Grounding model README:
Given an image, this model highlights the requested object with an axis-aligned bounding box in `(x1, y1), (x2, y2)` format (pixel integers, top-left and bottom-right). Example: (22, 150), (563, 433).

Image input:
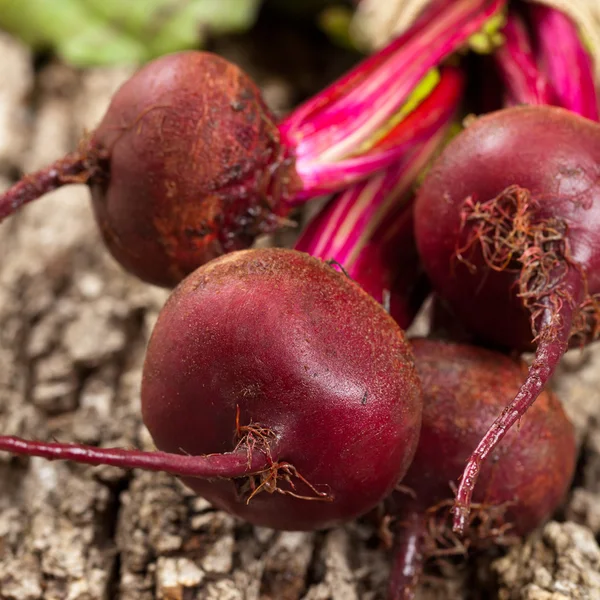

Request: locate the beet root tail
(0, 151), (98, 222)
(452, 299), (576, 534)
(0, 423), (334, 503)
(0, 435), (275, 479)
(387, 512), (425, 600)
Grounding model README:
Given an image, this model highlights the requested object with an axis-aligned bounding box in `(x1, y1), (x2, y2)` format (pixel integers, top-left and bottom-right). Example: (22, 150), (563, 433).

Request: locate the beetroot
(413, 104), (600, 532)
(4, 52), (296, 287)
(0, 248), (422, 531)
(88, 52), (293, 287)
(387, 338), (576, 599)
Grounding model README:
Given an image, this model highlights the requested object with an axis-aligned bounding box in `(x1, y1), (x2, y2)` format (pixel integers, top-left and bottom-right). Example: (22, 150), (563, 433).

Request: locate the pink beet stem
(289, 64), (464, 201)
(494, 11), (554, 107)
(281, 0), (504, 194)
(295, 126), (449, 272)
(452, 276), (579, 534)
(0, 152), (93, 222)
(0, 436), (277, 479)
(529, 3), (599, 121)
(387, 511), (425, 600)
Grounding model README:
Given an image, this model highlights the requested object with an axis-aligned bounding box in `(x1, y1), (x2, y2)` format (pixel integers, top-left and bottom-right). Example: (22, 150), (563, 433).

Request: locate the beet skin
(90, 52), (299, 286)
(415, 105), (600, 352)
(387, 338), (575, 599)
(141, 248), (423, 530)
(407, 339), (575, 535)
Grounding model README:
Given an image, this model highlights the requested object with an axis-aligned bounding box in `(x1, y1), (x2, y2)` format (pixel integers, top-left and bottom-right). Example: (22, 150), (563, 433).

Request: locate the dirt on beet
(1, 9), (600, 600)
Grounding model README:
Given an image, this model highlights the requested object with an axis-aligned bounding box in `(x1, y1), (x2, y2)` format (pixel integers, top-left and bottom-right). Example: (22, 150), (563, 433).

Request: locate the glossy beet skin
(387, 339), (575, 600)
(415, 106), (600, 352)
(413, 105), (600, 532)
(141, 248), (422, 530)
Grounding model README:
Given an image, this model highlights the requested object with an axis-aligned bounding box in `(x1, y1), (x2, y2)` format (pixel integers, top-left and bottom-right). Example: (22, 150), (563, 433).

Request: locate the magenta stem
(281, 0), (504, 196)
(0, 436), (277, 479)
(452, 277), (579, 533)
(287, 63), (464, 202)
(388, 511), (425, 600)
(0, 152), (92, 222)
(529, 3), (599, 121)
(294, 127), (449, 270)
(494, 11), (554, 107)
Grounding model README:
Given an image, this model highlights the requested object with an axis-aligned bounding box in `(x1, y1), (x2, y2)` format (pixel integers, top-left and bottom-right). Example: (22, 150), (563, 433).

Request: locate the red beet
(413, 105), (600, 532)
(0, 248), (422, 531)
(387, 338), (576, 599)
(89, 53), (299, 286)
(0, 48), (435, 288)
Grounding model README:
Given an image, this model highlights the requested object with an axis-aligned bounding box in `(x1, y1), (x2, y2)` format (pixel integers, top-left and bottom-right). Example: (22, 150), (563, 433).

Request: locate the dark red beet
(387, 338), (576, 599)
(1, 52), (299, 287)
(414, 105), (600, 532)
(0, 248), (422, 531)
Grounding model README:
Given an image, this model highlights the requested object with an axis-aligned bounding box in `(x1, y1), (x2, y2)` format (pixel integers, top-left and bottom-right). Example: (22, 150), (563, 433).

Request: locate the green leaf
(0, 0), (262, 66)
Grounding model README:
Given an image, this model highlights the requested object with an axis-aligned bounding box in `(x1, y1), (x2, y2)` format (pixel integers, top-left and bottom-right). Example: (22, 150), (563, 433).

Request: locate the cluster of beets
(1, 0), (599, 597)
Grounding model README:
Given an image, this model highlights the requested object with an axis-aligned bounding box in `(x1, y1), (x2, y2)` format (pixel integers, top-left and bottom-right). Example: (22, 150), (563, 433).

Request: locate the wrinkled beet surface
(405, 338), (575, 535)
(415, 105), (600, 351)
(141, 248), (422, 530)
(90, 51), (299, 287)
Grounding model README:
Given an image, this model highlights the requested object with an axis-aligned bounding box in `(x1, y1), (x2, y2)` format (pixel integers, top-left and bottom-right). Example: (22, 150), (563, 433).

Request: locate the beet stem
(452, 292), (577, 534)
(0, 151), (90, 222)
(387, 511), (425, 600)
(494, 11), (554, 107)
(0, 435), (277, 479)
